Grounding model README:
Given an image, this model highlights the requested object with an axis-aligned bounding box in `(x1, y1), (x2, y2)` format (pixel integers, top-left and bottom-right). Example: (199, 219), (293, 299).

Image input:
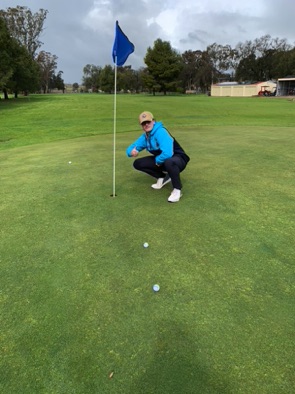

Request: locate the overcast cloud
(1, 0), (295, 83)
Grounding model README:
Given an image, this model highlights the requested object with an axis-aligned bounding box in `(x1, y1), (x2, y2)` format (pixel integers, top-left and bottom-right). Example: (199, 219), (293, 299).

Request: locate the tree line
(0, 6), (64, 99)
(82, 36), (295, 95)
(1, 5), (295, 99)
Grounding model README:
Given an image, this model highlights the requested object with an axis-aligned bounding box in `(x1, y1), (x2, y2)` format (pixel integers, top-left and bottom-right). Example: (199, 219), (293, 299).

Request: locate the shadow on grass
(130, 320), (231, 394)
(0, 95), (57, 110)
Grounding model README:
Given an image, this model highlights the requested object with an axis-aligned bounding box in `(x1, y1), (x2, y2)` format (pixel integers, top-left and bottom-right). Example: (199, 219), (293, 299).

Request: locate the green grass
(1, 93), (295, 150)
(0, 94), (295, 393)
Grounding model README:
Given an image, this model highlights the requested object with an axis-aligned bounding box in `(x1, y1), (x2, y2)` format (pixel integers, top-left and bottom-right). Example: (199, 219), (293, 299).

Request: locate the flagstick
(111, 21), (134, 197)
(112, 59), (117, 197)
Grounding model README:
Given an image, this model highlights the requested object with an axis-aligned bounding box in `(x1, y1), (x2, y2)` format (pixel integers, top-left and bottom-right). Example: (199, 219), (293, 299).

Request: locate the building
(211, 81), (277, 97)
(276, 76), (295, 96)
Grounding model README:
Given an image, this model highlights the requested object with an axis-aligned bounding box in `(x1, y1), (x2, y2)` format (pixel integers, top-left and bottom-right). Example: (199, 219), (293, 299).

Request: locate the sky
(1, 0), (295, 84)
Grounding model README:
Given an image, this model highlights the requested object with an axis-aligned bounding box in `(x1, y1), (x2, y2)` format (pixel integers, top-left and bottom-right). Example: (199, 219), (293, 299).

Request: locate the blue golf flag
(112, 21), (134, 66)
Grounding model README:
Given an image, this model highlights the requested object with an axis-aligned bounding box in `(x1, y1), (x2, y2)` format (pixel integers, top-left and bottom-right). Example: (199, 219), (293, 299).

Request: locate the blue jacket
(126, 122), (174, 165)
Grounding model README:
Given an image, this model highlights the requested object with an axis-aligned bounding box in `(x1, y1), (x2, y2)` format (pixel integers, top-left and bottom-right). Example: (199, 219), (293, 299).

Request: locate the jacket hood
(147, 121), (162, 137)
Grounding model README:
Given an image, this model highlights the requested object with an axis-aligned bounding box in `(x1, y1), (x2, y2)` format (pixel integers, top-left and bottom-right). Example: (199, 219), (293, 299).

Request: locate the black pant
(133, 155), (188, 190)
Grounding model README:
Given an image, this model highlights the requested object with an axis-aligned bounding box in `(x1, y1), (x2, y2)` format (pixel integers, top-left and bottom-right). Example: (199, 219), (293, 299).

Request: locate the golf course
(1, 93), (294, 393)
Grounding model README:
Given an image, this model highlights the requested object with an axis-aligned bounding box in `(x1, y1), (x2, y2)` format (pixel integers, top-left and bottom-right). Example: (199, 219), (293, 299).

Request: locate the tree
(253, 35), (291, 58)
(0, 17), (39, 99)
(0, 17), (14, 97)
(207, 43), (237, 74)
(100, 65), (114, 93)
(234, 35), (293, 82)
(50, 70), (65, 92)
(248, 36), (291, 81)
(0, 6), (48, 58)
(82, 64), (101, 91)
(235, 53), (258, 82)
(82, 63), (144, 93)
(272, 48), (295, 78)
(181, 50), (202, 90)
(194, 51), (214, 92)
(256, 49), (277, 80)
(134, 68), (146, 93)
(36, 51), (58, 93)
(144, 39), (183, 95)
(0, 5), (62, 98)
(72, 82), (79, 92)
(8, 45), (40, 98)
(117, 66), (138, 92)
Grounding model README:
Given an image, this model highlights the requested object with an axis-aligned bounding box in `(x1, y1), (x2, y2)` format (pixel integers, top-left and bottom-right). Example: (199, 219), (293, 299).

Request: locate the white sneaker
(168, 188), (182, 203)
(151, 174), (171, 189)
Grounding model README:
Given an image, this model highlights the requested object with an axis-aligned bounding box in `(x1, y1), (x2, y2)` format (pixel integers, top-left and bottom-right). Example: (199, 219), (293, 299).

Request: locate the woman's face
(141, 120), (154, 133)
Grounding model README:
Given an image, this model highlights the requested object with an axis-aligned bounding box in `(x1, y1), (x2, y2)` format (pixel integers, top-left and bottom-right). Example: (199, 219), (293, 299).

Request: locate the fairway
(0, 94), (295, 393)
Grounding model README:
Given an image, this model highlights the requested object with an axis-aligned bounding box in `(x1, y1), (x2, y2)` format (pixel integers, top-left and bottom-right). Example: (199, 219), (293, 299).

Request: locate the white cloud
(84, 0), (113, 30)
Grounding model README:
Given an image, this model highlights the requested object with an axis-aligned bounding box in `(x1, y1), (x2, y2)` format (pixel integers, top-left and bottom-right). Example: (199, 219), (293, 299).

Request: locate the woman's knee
(164, 156), (186, 172)
(133, 158), (142, 170)
(163, 157), (174, 170)
(133, 157), (150, 170)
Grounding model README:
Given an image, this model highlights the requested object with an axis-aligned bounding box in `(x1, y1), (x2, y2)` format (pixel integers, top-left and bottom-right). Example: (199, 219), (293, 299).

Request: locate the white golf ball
(143, 242), (149, 248)
(68, 161), (72, 164)
(153, 284), (160, 292)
